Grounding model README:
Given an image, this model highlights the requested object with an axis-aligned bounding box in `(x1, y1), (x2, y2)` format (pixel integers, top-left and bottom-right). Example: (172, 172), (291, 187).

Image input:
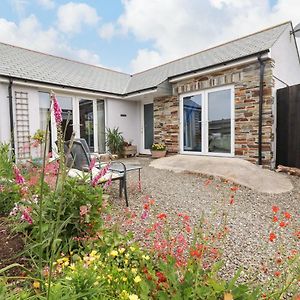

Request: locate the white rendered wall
(0, 82), (10, 143)
(106, 99), (140, 151)
(271, 24), (300, 89)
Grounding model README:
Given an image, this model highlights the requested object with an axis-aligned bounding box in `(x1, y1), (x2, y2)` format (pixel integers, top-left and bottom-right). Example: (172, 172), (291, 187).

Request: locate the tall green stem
(38, 113), (50, 282)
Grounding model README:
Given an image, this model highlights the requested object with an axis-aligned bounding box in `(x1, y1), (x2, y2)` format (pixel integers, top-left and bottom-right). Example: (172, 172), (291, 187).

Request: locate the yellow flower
(120, 290), (129, 298)
(107, 274), (113, 281)
(142, 255), (150, 260)
(110, 250), (118, 257)
(125, 253), (130, 258)
(93, 281), (99, 286)
(131, 268), (137, 274)
(90, 250), (97, 257)
(134, 275), (141, 283)
(64, 261), (69, 267)
(129, 294), (139, 300)
(122, 277), (127, 282)
(119, 247), (126, 254)
(69, 264), (76, 271)
(124, 259), (128, 265)
(33, 281), (40, 289)
(130, 246), (136, 252)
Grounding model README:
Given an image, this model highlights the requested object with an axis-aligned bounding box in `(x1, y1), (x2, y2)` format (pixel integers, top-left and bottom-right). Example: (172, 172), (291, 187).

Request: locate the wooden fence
(276, 84), (300, 168)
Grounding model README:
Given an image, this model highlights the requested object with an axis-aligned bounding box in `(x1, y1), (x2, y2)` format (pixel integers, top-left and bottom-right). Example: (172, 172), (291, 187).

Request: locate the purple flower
(91, 164), (110, 187)
(13, 165), (25, 184)
(51, 94), (62, 124)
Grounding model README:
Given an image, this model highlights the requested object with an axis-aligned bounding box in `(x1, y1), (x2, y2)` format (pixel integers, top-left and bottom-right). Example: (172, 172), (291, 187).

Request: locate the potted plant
(106, 127), (124, 157)
(151, 143), (167, 158)
(123, 140), (137, 158)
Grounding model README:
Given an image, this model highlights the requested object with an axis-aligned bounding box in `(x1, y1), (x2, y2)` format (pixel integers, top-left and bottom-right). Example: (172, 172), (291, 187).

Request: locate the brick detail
(155, 60), (274, 167)
(15, 91), (31, 160)
(153, 96), (179, 153)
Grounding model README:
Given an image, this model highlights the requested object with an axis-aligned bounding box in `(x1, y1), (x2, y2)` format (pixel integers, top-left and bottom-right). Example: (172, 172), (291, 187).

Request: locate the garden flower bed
(0, 93), (299, 299)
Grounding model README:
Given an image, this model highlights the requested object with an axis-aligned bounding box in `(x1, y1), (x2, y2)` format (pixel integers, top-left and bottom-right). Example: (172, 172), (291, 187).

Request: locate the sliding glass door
(183, 95), (202, 152)
(181, 86), (233, 156)
(208, 89), (231, 154)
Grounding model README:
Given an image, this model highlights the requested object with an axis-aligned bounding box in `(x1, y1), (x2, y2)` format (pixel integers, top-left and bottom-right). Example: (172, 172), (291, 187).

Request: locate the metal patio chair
(66, 140), (129, 206)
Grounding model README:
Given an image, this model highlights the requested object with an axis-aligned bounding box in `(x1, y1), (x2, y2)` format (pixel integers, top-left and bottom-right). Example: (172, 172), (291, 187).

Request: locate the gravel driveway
(108, 157), (300, 284)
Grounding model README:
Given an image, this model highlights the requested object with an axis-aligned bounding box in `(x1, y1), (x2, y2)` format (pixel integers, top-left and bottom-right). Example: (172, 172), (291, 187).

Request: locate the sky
(0, 0), (299, 74)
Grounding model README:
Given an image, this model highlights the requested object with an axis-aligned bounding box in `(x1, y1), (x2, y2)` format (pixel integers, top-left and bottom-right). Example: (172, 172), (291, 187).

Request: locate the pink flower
(51, 94), (62, 124)
(21, 208), (33, 225)
(103, 175), (112, 190)
(89, 158), (97, 171)
(91, 164), (110, 187)
(141, 210), (148, 220)
(13, 165), (25, 184)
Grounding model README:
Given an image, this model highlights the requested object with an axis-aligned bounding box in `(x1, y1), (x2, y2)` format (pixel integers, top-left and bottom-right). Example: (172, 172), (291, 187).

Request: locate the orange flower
(272, 206), (280, 213)
(269, 232), (276, 242)
(144, 203), (150, 210)
(274, 271), (281, 277)
(283, 212), (291, 219)
(272, 216), (278, 222)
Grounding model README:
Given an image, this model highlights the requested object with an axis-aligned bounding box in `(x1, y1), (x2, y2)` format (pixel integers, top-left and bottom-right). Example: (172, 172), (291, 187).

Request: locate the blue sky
(0, 0), (299, 73)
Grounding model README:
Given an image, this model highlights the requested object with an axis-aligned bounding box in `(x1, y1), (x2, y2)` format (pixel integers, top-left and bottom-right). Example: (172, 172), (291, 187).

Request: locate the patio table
(109, 164), (142, 191)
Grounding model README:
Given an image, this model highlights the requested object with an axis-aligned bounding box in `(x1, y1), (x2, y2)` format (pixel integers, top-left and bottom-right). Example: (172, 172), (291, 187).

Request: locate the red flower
(144, 203), (150, 210)
(283, 212), (291, 219)
(13, 165), (25, 185)
(272, 216), (278, 222)
(157, 213), (167, 220)
(269, 232), (276, 242)
(156, 271), (167, 283)
(185, 224), (191, 233)
(279, 221), (287, 228)
(230, 186), (238, 192)
(272, 206), (279, 213)
(295, 231), (300, 239)
(274, 271), (281, 277)
(229, 196), (234, 205)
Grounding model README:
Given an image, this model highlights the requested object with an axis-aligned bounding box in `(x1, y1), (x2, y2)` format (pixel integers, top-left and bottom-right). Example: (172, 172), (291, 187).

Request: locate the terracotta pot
(151, 150), (167, 158)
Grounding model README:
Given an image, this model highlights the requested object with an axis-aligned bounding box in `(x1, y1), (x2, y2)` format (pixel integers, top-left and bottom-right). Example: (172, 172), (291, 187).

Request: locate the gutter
(8, 78), (15, 160)
(257, 55), (266, 166)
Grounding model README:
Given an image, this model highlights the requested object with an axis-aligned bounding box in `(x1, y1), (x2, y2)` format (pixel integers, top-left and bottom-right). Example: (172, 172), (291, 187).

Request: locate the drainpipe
(8, 78), (15, 160)
(257, 56), (265, 166)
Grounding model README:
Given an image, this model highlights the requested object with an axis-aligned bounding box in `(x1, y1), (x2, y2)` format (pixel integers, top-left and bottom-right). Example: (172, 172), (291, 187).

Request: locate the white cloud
(0, 15), (101, 65)
(36, 0), (55, 9)
(98, 22), (116, 40)
(10, 0), (29, 16)
(57, 2), (100, 34)
(116, 0), (300, 72)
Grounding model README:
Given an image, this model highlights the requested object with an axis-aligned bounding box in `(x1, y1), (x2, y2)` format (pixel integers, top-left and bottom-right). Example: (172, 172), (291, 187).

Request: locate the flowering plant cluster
(151, 143), (166, 151)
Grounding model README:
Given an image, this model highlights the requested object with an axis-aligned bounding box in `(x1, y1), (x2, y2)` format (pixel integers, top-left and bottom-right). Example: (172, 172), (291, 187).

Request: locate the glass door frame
(179, 85), (235, 157)
(77, 98), (107, 153)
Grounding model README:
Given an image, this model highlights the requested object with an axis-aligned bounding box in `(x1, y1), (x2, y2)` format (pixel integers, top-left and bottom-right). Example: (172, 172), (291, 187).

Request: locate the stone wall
(153, 60), (274, 167)
(153, 96), (179, 153)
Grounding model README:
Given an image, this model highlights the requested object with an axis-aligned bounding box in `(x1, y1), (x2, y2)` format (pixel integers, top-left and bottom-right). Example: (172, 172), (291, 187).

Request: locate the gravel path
(107, 157), (300, 284)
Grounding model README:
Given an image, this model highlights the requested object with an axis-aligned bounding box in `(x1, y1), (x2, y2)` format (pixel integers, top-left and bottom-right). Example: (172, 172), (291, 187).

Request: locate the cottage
(0, 21), (299, 168)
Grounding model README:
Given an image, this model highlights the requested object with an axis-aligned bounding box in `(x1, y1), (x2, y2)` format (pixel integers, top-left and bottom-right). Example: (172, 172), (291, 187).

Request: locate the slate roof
(0, 22), (290, 95)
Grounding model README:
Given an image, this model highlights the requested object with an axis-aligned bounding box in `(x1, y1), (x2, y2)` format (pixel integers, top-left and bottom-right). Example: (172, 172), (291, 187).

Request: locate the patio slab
(150, 155), (293, 193)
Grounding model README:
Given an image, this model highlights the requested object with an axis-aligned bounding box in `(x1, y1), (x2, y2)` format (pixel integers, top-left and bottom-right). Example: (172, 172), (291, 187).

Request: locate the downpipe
(8, 78), (15, 160)
(257, 56), (265, 166)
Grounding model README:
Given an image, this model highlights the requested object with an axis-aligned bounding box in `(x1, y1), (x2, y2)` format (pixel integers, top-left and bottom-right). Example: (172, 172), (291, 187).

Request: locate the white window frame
(179, 85), (235, 157)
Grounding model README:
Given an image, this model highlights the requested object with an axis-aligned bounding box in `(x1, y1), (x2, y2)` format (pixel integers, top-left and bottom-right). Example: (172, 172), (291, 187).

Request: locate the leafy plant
(0, 143), (14, 180)
(106, 127), (124, 155)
